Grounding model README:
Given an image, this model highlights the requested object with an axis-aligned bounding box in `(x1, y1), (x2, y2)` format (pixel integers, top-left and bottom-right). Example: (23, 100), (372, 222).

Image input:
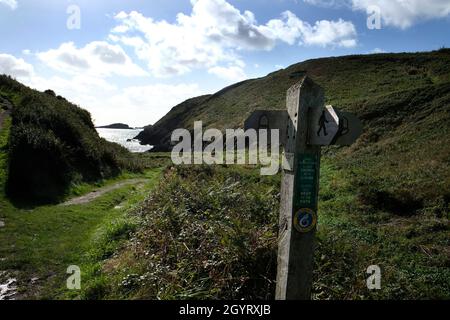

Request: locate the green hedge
(0, 75), (136, 203)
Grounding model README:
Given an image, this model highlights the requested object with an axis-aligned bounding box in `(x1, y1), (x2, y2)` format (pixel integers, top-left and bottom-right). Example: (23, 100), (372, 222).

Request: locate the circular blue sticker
(293, 208), (317, 233)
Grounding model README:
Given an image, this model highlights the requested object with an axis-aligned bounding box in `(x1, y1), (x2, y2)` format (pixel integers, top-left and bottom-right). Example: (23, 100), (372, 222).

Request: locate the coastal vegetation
(0, 49), (449, 299)
(0, 75), (145, 203)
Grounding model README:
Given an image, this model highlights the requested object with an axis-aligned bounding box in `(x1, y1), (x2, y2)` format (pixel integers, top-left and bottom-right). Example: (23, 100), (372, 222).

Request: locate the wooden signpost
(245, 76), (362, 300)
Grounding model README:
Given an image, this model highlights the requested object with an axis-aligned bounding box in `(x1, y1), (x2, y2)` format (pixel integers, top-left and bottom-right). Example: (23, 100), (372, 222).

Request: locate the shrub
(1, 75), (141, 203)
(125, 165), (280, 299)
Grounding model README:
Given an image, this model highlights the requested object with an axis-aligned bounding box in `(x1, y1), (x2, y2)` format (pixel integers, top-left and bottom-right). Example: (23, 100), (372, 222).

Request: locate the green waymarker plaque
(295, 154), (318, 209)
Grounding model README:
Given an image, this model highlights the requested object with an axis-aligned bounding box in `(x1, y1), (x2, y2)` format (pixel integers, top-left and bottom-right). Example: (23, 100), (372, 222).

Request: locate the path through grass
(0, 168), (162, 299)
(0, 118), (163, 299)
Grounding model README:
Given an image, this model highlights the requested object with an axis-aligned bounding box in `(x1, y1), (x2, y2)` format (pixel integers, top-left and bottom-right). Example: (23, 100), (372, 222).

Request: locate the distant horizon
(95, 123), (144, 128)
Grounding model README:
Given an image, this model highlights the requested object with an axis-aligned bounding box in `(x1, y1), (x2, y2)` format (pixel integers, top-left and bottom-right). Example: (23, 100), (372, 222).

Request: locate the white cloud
(110, 6), (250, 78)
(111, 0), (357, 77)
(0, 0), (17, 10)
(261, 10), (354, 49)
(352, 0), (450, 29)
(24, 72), (203, 126)
(37, 41), (147, 77)
(305, 0), (450, 29)
(303, 0), (350, 8)
(262, 11), (357, 47)
(0, 53), (34, 78)
(99, 83), (204, 125)
(208, 65), (247, 82)
(371, 48), (386, 53)
(27, 74), (116, 99)
(305, 19), (356, 47)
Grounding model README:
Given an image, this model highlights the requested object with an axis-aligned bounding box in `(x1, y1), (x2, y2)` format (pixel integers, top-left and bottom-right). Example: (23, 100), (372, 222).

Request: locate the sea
(96, 128), (153, 153)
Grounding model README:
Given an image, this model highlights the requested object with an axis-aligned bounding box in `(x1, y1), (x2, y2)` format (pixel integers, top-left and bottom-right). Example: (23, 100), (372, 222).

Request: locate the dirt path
(61, 179), (148, 206)
(0, 111), (9, 129)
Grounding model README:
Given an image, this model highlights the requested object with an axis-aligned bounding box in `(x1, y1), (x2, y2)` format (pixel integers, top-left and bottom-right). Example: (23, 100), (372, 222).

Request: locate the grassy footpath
(0, 118), (164, 299)
(0, 170), (161, 299)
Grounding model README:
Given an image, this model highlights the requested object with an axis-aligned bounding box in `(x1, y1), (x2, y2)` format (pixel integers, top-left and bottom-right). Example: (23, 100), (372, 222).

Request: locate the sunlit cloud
(0, 0), (18, 10)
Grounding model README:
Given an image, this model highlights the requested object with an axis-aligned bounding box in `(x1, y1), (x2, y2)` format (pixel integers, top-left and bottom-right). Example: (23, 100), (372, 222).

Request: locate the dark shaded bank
(0, 75), (143, 204)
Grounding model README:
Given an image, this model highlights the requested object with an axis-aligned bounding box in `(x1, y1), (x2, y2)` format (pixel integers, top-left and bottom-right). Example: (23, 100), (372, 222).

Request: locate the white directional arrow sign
(245, 105), (362, 147)
(309, 105), (340, 146)
(308, 105), (362, 146)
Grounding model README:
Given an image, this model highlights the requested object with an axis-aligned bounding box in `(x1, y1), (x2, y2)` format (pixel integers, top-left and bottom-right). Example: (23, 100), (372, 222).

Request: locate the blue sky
(1, 0), (449, 126)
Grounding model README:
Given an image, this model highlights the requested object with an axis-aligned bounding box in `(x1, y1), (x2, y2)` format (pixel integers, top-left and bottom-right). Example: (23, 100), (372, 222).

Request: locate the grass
(0, 168), (163, 299)
(0, 74), (149, 203)
(314, 159), (450, 299)
(67, 154), (169, 199)
(0, 115), (164, 298)
(87, 162), (449, 300)
(77, 165), (281, 300)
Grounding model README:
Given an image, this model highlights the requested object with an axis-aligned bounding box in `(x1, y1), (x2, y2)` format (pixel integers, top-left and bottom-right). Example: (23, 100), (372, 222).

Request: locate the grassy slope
(0, 121), (164, 299)
(113, 50), (450, 300)
(92, 164), (449, 300)
(135, 95), (212, 150)
(0, 75), (146, 203)
(138, 49), (450, 212)
(139, 50), (450, 136)
(0, 91), (168, 299)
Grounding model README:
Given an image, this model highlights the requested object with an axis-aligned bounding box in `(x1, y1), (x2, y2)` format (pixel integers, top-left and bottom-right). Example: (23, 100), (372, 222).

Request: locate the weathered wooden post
(245, 76), (362, 300)
(275, 77), (323, 300)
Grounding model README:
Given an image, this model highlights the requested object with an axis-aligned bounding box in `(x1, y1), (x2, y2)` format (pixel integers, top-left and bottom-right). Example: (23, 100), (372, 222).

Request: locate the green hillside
(0, 75), (143, 203)
(94, 50), (449, 300)
(138, 49), (450, 144)
(138, 49), (450, 215)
